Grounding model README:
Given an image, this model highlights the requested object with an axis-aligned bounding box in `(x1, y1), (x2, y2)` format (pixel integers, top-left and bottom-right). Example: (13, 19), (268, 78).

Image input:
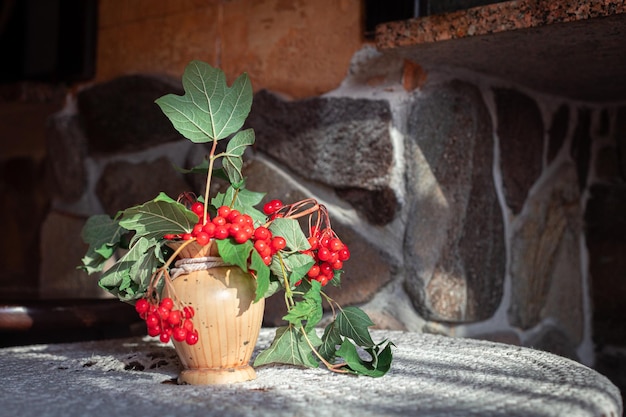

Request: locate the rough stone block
(77, 75), (183, 155)
(404, 79), (505, 322)
(39, 211), (111, 299)
(494, 88), (544, 214)
(246, 90), (399, 224)
(95, 157), (190, 216)
(508, 161), (583, 333)
(45, 113), (87, 202)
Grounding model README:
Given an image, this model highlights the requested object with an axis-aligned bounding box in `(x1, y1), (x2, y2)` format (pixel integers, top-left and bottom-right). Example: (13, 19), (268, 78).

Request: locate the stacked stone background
(24, 46), (626, 366)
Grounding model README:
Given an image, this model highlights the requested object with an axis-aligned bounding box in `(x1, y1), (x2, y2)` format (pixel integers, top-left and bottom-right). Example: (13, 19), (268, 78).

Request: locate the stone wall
(41, 46), (626, 366)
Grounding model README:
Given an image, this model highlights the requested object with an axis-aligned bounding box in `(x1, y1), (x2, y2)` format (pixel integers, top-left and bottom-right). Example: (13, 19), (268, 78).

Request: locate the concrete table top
(0, 329), (622, 417)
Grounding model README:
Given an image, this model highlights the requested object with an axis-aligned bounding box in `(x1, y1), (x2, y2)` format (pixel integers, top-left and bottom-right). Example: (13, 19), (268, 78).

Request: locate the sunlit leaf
(216, 238), (253, 271)
(155, 61), (253, 143)
(268, 218), (310, 252)
(119, 193), (198, 242)
(253, 326), (320, 368)
(336, 306), (375, 347)
(222, 128), (254, 184)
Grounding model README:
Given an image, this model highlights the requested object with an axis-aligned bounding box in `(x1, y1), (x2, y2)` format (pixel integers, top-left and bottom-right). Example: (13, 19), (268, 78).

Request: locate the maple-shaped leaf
(119, 193), (198, 242)
(155, 60), (253, 143)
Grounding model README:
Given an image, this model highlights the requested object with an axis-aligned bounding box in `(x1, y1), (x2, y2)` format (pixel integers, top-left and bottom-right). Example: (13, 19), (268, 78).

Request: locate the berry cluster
(135, 297), (198, 345)
(303, 228), (350, 286)
(164, 202), (257, 245)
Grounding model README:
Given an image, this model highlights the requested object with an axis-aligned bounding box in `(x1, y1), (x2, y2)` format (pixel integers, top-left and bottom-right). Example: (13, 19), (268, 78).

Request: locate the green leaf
(222, 128), (255, 184)
(282, 280), (322, 332)
(216, 238), (253, 271)
(212, 185), (266, 225)
(268, 252), (314, 288)
(249, 250), (270, 302)
(80, 215), (128, 274)
(155, 61), (253, 143)
(336, 306), (375, 347)
(335, 339), (394, 378)
(319, 321), (342, 362)
(98, 237), (160, 301)
(119, 193), (198, 242)
(268, 218), (310, 252)
(254, 326), (320, 368)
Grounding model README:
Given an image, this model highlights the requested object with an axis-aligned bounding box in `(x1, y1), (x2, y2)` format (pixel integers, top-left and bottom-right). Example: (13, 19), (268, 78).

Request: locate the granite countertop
(0, 329), (622, 416)
(375, 0), (626, 102)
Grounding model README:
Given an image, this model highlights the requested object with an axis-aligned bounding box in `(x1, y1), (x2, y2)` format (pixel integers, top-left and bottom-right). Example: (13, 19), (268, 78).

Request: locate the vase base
(178, 365), (257, 385)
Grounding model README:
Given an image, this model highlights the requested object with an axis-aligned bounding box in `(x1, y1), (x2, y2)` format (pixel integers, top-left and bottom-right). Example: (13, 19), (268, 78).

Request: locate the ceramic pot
(165, 240), (265, 385)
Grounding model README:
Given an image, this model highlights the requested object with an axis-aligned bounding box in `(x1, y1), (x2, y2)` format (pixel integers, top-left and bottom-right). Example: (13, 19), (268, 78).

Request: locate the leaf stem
(203, 139), (219, 224)
(298, 324), (350, 374)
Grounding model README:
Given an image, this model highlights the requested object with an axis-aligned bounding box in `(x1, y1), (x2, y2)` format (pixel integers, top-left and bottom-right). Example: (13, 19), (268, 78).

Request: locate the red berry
(145, 313), (160, 329)
(192, 223), (203, 236)
(147, 326), (161, 337)
(254, 227), (271, 241)
(191, 202), (204, 216)
(234, 230), (250, 244)
(307, 236), (319, 250)
(186, 330), (199, 345)
(263, 199), (283, 215)
(217, 206), (231, 219)
(202, 222), (216, 237)
(317, 247), (331, 261)
(227, 209), (241, 222)
(167, 310), (182, 326)
(182, 319), (194, 332)
(195, 231), (210, 245)
(307, 264), (320, 278)
(182, 233), (193, 240)
(135, 299), (149, 315)
(163, 234), (176, 240)
(214, 225), (230, 240)
(160, 298), (174, 310)
(328, 238), (343, 252)
(173, 327), (187, 342)
(338, 247), (351, 261)
(212, 216), (227, 226)
(183, 306), (195, 319)
(271, 236), (287, 252)
(331, 260), (343, 270)
(160, 332), (171, 343)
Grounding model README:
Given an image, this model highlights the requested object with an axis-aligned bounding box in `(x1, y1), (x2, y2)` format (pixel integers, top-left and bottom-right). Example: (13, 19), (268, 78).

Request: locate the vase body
(165, 241), (265, 385)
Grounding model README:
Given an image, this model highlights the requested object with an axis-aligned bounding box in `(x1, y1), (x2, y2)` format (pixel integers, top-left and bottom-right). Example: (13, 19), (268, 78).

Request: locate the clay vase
(165, 240), (265, 385)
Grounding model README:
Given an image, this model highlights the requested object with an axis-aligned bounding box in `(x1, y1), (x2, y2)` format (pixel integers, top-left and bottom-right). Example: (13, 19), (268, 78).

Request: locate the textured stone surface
(39, 211), (111, 299)
(547, 104), (569, 163)
(404, 79), (505, 322)
(246, 90), (398, 224)
(95, 157), (190, 215)
(508, 162), (582, 331)
(77, 75), (182, 155)
(495, 88), (544, 214)
(585, 183), (626, 345)
(45, 114), (88, 202)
